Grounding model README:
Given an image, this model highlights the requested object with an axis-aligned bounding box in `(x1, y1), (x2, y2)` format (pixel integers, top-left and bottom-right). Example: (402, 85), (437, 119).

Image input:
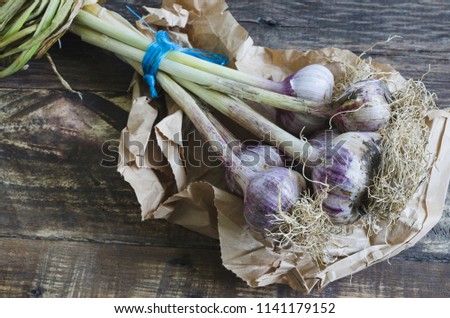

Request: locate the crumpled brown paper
(117, 0), (450, 292)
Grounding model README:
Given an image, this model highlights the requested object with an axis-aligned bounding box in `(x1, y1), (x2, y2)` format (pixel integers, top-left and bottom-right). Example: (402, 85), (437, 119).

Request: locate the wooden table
(1, 0), (449, 297)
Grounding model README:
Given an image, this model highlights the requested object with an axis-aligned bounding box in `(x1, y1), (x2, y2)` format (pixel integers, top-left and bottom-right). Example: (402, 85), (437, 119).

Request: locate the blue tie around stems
(142, 30), (229, 98)
(126, 6), (228, 98)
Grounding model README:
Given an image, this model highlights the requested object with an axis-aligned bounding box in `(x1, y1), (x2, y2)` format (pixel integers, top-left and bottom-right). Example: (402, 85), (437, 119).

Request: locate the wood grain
(229, 0), (450, 105)
(0, 35), (135, 92)
(1, 238), (448, 298)
(0, 89), (218, 249)
(0, 0), (449, 298)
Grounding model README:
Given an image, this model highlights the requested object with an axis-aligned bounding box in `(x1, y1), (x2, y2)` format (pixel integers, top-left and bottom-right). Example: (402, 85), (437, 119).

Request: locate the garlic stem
(172, 75), (320, 164)
(160, 61), (330, 115)
(155, 72), (229, 160)
(69, 24), (145, 62)
(2, 0), (39, 38)
(0, 24), (37, 49)
(74, 7), (293, 94)
(70, 20), (333, 115)
(156, 72), (257, 191)
(205, 112), (242, 154)
(74, 10), (149, 51)
(166, 50), (287, 93)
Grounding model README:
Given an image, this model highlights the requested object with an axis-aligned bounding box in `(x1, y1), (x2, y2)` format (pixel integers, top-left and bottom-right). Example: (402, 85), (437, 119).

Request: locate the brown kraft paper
(117, 0), (450, 292)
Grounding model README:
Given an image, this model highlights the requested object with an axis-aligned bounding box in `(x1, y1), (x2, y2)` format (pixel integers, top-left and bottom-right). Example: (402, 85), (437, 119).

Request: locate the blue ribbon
(126, 6), (228, 98)
(142, 30), (229, 98)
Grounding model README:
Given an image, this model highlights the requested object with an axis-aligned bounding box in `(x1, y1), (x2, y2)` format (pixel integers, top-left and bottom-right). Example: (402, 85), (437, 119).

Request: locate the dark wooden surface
(1, 0), (449, 297)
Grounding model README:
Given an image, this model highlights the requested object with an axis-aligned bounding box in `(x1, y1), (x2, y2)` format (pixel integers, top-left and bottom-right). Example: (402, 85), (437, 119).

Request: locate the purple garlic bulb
(301, 129), (340, 179)
(276, 110), (328, 136)
(276, 64), (334, 135)
(243, 167), (306, 232)
(308, 128), (340, 152)
(225, 144), (286, 197)
(333, 79), (391, 132)
(311, 132), (381, 224)
(203, 112), (287, 197)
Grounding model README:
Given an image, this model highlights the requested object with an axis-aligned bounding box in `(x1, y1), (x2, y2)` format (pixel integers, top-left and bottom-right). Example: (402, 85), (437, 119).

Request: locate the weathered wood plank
(0, 35), (135, 92)
(0, 88), (218, 249)
(0, 238), (448, 298)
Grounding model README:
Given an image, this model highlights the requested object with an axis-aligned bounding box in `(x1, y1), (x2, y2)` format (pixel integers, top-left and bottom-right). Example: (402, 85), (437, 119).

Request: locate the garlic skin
(277, 64), (334, 135)
(300, 129), (340, 179)
(333, 79), (391, 132)
(286, 64), (335, 103)
(276, 110), (328, 136)
(204, 112), (287, 197)
(308, 128), (340, 152)
(311, 132), (381, 224)
(243, 167), (306, 232)
(225, 145), (285, 197)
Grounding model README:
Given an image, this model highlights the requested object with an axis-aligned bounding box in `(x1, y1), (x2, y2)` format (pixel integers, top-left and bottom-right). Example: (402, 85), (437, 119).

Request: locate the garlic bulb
(300, 129), (340, 179)
(307, 128), (340, 152)
(243, 167), (306, 232)
(333, 79), (391, 132)
(311, 132), (381, 224)
(285, 64), (335, 103)
(277, 64), (334, 135)
(205, 112), (287, 197)
(158, 73), (307, 234)
(224, 144), (286, 197)
(276, 110), (328, 136)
